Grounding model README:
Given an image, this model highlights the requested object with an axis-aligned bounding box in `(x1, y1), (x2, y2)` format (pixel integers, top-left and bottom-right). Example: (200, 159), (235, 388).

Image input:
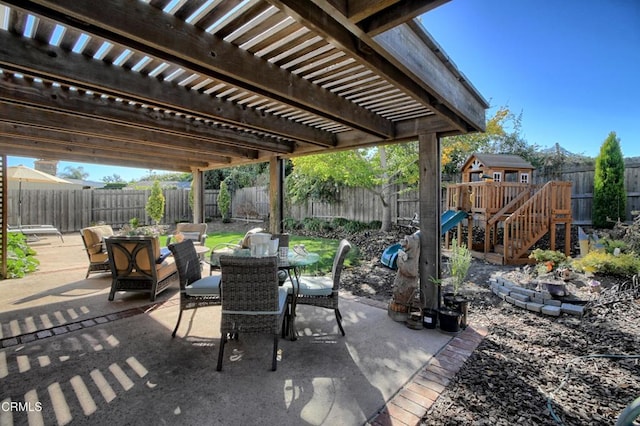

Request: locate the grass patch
(179, 232), (360, 274)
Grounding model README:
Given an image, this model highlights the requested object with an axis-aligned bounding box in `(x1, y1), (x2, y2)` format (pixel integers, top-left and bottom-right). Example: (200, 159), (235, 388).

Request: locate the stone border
(489, 276), (585, 317)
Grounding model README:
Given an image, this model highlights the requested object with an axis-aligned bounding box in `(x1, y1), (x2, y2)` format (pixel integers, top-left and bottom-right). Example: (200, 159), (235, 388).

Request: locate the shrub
(529, 249), (568, 266)
(301, 217), (334, 232)
(6, 233), (39, 278)
(602, 238), (628, 254)
(217, 180), (231, 222)
(448, 238), (472, 295)
(571, 251), (640, 277)
(145, 180), (165, 225)
(283, 217), (300, 230)
(592, 132), (626, 228)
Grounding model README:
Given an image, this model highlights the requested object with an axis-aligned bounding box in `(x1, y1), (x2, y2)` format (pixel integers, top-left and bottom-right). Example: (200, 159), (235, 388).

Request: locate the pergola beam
(0, 31), (336, 148)
(5, 0), (394, 139)
(0, 102), (254, 162)
(269, 0), (480, 132)
(0, 73), (296, 155)
(0, 123), (225, 168)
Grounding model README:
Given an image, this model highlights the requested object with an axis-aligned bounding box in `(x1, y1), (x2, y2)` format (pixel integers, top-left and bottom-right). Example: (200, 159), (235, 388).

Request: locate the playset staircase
(445, 181), (572, 265)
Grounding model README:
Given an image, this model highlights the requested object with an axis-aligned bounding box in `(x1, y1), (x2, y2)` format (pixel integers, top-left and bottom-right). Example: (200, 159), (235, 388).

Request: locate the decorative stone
(544, 299), (562, 307)
(526, 302), (544, 313)
(561, 303), (585, 316)
(541, 305), (562, 316)
(510, 292), (530, 303)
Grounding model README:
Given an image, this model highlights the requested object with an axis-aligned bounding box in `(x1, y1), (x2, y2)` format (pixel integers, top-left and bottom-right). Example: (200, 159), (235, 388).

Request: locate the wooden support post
(192, 169), (203, 223)
(269, 157), (284, 234)
(418, 133), (441, 310)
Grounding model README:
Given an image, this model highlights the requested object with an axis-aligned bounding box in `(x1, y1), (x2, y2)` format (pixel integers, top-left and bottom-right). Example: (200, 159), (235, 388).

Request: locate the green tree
(217, 180), (232, 222)
(102, 174), (124, 183)
(289, 146), (412, 231)
(60, 165), (89, 180)
(592, 132), (626, 228)
(145, 180), (165, 225)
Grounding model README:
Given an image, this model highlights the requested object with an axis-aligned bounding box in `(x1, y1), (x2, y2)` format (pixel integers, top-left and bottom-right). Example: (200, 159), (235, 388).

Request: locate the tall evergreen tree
(592, 132), (625, 228)
(145, 180), (165, 225)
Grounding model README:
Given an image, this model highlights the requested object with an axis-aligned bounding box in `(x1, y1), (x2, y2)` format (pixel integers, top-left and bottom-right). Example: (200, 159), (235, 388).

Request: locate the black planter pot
(438, 308), (461, 333)
(422, 309), (438, 329)
(452, 297), (469, 329)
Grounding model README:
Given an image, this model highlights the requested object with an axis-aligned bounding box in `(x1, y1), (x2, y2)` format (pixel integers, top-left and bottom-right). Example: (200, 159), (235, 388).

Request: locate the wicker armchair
(105, 236), (178, 301)
(168, 240), (221, 337)
(217, 256), (288, 371)
(166, 223), (208, 246)
(296, 239), (351, 336)
(208, 227), (264, 272)
(81, 225), (114, 278)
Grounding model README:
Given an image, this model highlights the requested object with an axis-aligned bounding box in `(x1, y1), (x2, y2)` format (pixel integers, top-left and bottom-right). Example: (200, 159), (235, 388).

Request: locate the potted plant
(439, 238), (472, 331)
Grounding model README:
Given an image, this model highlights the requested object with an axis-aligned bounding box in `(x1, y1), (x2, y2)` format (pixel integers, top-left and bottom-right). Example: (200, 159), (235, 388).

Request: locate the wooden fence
(8, 159), (640, 233)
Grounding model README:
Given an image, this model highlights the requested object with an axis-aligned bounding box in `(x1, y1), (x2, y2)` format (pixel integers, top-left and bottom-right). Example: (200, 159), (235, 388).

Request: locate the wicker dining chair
(296, 239), (352, 336)
(168, 240), (221, 338)
(217, 256), (288, 371)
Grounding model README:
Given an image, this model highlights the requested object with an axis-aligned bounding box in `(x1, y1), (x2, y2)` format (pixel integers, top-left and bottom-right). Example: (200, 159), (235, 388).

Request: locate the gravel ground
(210, 221), (640, 425)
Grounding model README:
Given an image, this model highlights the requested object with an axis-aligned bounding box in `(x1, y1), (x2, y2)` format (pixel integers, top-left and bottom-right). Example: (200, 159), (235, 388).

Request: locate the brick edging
(368, 325), (488, 426)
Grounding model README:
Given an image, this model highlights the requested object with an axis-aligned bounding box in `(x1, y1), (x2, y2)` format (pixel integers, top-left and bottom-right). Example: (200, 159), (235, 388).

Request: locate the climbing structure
(445, 154), (573, 265)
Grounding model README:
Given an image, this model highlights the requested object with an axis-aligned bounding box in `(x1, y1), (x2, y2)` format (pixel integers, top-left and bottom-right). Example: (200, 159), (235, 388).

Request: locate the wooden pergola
(0, 0), (488, 308)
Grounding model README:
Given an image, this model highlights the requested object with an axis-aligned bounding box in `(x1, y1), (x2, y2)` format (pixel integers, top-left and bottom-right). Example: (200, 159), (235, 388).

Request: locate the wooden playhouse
(445, 153), (573, 265)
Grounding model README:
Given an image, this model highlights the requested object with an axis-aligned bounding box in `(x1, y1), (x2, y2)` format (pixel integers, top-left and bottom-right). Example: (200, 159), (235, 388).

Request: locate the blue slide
(441, 210), (468, 235)
(381, 211), (469, 269)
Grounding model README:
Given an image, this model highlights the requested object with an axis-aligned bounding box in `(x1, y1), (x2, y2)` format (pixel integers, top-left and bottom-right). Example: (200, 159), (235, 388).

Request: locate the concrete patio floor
(0, 234), (486, 426)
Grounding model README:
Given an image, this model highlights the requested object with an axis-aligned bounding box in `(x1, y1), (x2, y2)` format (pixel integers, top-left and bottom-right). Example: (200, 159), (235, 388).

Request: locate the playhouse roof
(463, 153), (534, 171)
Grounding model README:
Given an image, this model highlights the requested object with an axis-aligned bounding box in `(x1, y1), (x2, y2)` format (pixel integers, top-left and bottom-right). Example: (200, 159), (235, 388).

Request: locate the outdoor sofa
(105, 235), (178, 301)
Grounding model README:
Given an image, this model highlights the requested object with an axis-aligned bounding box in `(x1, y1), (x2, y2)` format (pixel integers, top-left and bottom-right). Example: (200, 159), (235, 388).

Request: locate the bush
(571, 251), (640, 277)
(218, 180), (231, 222)
(302, 217), (327, 232)
(6, 233), (39, 278)
(145, 180), (165, 225)
(592, 132), (626, 228)
(283, 217), (300, 230)
(529, 249), (568, 266)
(602, 238), (629, 254)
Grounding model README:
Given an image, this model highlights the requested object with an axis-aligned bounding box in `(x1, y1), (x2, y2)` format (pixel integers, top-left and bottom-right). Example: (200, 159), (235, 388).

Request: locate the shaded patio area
(0, 234), (485, 425)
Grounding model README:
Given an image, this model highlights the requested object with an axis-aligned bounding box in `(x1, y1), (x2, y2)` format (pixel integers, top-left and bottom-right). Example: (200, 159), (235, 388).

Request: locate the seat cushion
(297, 276), (333, 296)
(185, 275), (221, 296)
(277, 287), (288, 313)
(180, 231), (202, 243)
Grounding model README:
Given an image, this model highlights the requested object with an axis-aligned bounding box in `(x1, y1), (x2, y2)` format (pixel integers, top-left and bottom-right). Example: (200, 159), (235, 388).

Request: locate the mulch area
(208, 220), (640, 424)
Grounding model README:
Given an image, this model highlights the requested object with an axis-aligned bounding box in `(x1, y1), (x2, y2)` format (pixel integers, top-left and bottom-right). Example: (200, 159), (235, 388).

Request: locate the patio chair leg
(335, 308), (345, 336)
(272, 334), (278, 371)
(171, 308), (184, 338)
(217, 334), (227, 371)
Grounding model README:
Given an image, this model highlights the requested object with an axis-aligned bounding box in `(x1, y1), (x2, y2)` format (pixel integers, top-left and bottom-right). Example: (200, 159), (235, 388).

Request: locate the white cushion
(185, 275), (221, 296)
(297, 276), (333, 296)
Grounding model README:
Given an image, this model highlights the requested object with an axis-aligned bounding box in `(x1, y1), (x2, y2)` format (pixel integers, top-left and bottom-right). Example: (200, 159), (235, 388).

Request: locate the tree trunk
(379, 146), (391, 232)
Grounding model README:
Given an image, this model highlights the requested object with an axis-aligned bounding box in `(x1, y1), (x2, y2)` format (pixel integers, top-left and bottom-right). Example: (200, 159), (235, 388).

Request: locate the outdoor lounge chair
(217, 255), (288, 371)
(295, 239), (351, 336)
(105, 236), (178, 301)
(166, 223), (208, 246)
(168, 239), (221, 338)
(81, 225), (115, 278)
(8, 225), (64, 242)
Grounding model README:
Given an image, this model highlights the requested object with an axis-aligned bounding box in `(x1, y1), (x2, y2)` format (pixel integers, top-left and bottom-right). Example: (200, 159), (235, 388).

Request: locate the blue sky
(8, 0), (640, 181)
(420, 0), (640, 158)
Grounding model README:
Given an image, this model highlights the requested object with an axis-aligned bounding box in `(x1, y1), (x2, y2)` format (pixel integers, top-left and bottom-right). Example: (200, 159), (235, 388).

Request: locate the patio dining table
(209, 250), (319, 341)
